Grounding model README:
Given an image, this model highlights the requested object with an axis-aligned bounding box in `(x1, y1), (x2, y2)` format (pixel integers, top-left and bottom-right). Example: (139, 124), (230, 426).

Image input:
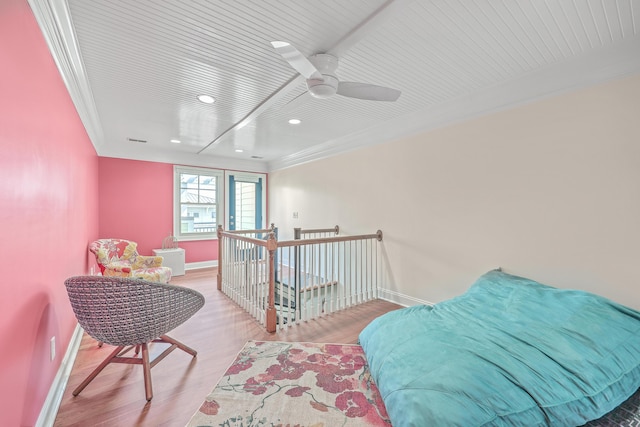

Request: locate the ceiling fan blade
(337, 81), (401, 101)
(271, 41), (323, 80)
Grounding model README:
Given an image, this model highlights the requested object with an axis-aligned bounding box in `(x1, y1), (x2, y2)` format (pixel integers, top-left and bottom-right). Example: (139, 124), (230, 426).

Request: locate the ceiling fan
(271, 41), (401, 102)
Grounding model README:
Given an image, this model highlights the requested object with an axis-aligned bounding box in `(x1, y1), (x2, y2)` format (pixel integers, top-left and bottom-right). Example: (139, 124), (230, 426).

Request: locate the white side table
(153, 248), (185, 276)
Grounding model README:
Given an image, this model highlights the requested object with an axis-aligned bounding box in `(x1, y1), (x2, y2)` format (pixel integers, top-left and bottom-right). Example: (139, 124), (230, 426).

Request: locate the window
(174, 166), (223, 241)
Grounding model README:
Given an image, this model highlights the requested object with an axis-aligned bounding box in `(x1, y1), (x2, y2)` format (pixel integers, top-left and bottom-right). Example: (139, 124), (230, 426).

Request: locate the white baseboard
(377, 288), (434, 307)
(36, 323), (83, 427)
(185, 260), (217, 270)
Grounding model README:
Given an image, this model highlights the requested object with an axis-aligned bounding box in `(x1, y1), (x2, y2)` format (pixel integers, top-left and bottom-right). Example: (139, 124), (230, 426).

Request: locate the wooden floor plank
(53, 268), (402, 426)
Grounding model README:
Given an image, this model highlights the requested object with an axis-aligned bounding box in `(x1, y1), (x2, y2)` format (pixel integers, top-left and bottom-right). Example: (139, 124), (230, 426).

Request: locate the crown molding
(99, 145), (270, 173)
(28, 0), (104, 150)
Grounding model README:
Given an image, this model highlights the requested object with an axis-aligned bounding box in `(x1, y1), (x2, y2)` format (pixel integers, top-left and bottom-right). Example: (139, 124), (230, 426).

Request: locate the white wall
(268, 73), (640, 309)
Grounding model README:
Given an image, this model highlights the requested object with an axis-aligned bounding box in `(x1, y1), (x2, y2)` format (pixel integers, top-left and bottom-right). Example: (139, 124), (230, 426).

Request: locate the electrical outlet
(50, 336), (56, 361)
(293, 211), (299, 219)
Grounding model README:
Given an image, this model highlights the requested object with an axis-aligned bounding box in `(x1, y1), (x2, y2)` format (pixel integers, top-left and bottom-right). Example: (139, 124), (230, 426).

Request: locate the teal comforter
(359, 270), (640, 426)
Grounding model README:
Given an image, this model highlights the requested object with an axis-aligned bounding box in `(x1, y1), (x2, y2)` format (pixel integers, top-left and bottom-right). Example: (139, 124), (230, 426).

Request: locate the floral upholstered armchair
(89, 239), (172, 283)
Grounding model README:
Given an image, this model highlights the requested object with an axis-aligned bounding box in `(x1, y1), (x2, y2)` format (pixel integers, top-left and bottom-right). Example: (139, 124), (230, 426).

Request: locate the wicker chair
(64, 276), (205, 401)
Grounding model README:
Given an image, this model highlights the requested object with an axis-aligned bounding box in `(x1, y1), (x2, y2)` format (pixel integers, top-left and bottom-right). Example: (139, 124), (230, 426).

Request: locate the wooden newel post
(217, 225), (223, 291)
(265, 231), (278, 333)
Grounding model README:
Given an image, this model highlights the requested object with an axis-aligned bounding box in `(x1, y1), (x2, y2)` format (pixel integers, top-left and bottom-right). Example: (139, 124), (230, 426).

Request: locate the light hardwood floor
(53, 268), (402, 426)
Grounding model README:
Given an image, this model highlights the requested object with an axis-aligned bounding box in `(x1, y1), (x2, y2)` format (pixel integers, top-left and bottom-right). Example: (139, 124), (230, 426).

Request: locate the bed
(359, 269), (640, 426)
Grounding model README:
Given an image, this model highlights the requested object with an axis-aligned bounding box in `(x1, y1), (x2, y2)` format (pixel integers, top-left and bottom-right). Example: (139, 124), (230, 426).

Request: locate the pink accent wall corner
(98, 157), (218, 263)
(0, 0), (99, 425)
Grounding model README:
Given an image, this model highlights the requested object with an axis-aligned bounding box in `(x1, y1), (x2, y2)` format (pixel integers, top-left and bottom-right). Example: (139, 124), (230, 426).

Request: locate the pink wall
(0, 0), (99, 425)
(98, 157), (218, 263)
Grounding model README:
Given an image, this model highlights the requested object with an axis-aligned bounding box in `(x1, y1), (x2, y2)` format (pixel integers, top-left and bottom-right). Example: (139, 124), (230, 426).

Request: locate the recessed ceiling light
(288, 118), (301, 125)
(170, 139), (181, 144)
(197, 94), (215, 104)
(235, 149), (244, 153)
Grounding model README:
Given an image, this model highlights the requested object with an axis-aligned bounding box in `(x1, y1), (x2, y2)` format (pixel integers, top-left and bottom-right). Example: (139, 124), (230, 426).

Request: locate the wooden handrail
(218, 231), (270, 246)
(219, 230), (378, 248)
(277, 230), (382, 248)
(293, 225), (340, 239)
(225, 226), (274, 235)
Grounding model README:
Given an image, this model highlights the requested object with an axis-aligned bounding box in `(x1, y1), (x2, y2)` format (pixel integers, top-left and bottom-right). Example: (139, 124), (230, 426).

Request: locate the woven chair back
(65, 276), (205, 346)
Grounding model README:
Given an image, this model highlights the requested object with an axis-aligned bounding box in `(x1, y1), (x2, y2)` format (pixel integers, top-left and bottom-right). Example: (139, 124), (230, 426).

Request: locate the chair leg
(141, 343), (153, 401)
(73, 345), (124, 396)
(74, 338), (195, 401)
(160, 334), (197, 357)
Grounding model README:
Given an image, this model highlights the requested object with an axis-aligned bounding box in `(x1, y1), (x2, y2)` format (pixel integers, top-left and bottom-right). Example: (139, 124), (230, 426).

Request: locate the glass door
(226, 172), (266, 231)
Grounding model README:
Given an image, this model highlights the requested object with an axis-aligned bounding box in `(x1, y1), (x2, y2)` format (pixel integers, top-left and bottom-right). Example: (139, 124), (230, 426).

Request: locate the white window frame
(173, 165), (223, 241)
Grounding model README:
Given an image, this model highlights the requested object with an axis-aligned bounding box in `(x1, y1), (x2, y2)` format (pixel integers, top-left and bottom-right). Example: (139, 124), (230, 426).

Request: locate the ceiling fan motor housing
(307, 54), (339, 99)
(307, 75), (338, 98)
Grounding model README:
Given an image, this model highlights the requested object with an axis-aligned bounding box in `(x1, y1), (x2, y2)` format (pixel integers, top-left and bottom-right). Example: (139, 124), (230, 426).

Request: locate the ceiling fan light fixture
(307, 75), (338, 99)
(197, 94), (215, 104)
(272, 42), (401, 102)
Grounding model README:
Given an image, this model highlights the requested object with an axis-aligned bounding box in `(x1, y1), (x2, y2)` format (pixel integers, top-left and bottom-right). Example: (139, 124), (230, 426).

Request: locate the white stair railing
(217, 225), (383, 332)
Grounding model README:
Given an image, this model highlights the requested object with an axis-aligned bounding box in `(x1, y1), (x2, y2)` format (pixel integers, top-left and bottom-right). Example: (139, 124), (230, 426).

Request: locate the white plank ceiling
(30, 0), (640, 172)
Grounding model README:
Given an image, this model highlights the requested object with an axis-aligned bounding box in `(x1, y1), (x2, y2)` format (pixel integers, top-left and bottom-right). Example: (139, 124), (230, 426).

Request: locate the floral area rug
(187, 340), (390, 427)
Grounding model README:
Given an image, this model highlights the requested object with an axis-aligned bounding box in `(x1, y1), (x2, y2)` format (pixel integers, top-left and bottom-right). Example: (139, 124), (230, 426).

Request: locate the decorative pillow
(104, 260), (132, 273)
(359, 270), (640, 426)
